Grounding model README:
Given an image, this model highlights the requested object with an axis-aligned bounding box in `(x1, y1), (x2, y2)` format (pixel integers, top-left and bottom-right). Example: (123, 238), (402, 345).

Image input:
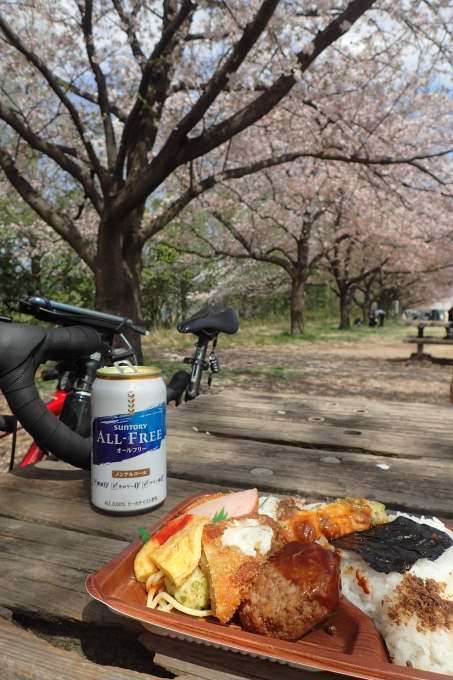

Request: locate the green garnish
(138, 527), (150, 543)
(212, 507), (228, 523)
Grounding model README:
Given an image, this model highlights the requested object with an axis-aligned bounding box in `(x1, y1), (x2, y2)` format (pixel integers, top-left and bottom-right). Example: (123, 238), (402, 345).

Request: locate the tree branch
(111, 0), (146, 70)
(349, 259), (388, 285)
(221, 181), (299, 246)
(211, 211), (293, 273)
(124, 140), (451, 226)
(166, 230), (284, 266)
(177, 0), (377, 162)
(138, 149), (332, 243)
(115, 0), (195, 180)
(159, 237), (215, 260)
(0, 100), (103, 214)
(161, 0), (280, 147)
(0, 146), (95, 270)
(0, 14), (106, 189)
(79, 0), (117, 171)
(55, 77), (128, 122)
(110, 0), (396, 219)
(264, 245), (295, 265)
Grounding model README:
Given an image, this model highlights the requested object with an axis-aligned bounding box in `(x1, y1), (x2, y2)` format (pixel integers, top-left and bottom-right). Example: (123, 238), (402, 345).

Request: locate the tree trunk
(361, 291), (371, 324)
(290, 275), (305, 335)
(95, 208), (145, 362)
(339, 287), (352, 330)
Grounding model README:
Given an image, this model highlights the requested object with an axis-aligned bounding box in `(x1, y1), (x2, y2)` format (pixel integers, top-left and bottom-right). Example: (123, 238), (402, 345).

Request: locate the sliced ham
(189, 488), (258, 521)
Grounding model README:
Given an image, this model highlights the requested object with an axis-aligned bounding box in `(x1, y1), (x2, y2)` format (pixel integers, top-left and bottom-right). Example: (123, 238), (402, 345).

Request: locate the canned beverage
(91, 365), (166, 514)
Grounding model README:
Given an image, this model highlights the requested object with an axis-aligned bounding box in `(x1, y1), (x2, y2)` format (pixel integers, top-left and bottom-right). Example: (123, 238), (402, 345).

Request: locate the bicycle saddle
(177, 305), (239, 337)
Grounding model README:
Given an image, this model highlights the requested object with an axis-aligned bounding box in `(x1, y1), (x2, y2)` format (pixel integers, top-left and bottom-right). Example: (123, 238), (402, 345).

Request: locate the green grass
(146, 358), (304, 388)
(143, 316), (408, 354)
(141, 316), (410, 389)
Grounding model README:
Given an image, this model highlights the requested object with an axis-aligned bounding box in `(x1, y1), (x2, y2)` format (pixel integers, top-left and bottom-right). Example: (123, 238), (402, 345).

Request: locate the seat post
(186, 335), (210, 400)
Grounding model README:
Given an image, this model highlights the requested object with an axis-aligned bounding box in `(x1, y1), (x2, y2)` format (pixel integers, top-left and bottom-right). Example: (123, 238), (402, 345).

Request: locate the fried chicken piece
(239, 541), (340, 640)
(279, 498), (388, 543)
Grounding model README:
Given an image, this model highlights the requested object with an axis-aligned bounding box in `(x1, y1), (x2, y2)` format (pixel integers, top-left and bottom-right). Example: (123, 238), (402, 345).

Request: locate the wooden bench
(403, 320), (453, 360)
(404, 320), (449, 334)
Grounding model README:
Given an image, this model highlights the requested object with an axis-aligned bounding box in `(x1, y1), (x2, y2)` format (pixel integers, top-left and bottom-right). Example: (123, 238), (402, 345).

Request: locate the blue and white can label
(92, 404), (166, 465)
(91, 366), (167, 514)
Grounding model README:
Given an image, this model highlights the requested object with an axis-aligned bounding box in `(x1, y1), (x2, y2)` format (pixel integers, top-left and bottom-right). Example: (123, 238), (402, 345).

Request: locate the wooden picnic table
(403, 320), (453, 361)
(1, 388), (453, 680)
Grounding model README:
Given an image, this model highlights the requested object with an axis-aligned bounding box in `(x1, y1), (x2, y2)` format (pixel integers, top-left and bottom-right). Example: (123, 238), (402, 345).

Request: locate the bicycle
(0, 295), (239, 471)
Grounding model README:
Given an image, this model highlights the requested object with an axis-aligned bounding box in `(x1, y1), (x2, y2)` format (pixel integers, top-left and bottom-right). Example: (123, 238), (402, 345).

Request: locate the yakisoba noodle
(145, 570), (164, 589)
(144, 567), (213, 616)
(148, 590), (213, 617)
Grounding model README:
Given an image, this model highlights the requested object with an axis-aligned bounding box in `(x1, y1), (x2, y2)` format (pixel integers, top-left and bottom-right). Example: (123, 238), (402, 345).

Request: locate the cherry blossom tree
(0, 1), (452, 351)
(322, 228), (389, 329)
(319, 168), (453, 328)
(197, 175), (453, 328)
(181, 123), (452, 332)
(176, 162), (335, 333)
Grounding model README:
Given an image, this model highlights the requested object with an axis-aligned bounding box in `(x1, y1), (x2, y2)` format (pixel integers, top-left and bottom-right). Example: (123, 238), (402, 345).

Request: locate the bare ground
(213, 340), (453, 404)
(2, 336), (452, 472)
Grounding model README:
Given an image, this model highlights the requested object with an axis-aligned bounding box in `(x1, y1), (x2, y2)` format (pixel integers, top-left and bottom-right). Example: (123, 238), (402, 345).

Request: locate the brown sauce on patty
(271, 541), (340, 611)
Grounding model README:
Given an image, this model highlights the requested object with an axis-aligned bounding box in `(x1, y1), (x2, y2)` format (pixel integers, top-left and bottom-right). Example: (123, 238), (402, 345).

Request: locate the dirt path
(212, 340), (453, 404)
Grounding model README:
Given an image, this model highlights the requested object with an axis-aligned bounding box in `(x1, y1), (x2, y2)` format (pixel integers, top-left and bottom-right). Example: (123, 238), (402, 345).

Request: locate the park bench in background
(404, 320), (453, 361)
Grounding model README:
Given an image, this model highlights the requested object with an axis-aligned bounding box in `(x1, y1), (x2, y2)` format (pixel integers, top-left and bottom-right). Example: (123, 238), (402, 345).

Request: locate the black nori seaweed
(332, 516), (453, 573)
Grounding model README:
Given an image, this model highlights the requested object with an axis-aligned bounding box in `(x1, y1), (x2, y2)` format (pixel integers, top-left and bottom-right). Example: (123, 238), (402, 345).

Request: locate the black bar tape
(37, 325), (103, 364)
(0, 325), (102, 469)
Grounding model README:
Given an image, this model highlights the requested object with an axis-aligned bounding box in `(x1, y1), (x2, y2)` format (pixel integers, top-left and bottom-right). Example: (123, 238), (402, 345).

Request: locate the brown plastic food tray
(86, 494), (451, 680)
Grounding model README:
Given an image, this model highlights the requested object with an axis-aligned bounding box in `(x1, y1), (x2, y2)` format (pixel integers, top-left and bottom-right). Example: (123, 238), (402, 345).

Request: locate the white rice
(340, 513), (453, 674)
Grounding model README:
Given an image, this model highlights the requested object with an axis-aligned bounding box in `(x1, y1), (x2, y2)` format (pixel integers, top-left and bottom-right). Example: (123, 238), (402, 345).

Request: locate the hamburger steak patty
(239, 541), (340, 640)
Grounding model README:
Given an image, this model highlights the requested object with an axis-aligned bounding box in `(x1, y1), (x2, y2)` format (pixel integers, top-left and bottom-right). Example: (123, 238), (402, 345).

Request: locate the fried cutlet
(201, 514), (281, 623)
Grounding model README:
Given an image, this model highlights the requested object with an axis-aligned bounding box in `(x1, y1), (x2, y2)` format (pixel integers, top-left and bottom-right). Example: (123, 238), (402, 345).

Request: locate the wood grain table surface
(1, 388), (452, 680)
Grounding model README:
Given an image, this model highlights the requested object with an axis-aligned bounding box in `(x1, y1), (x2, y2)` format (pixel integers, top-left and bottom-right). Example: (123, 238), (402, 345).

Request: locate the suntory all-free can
(91, 365), (166, 514)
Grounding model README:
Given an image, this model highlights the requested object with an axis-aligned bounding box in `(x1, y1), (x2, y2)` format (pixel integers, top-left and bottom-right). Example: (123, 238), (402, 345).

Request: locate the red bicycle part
(18, 389), (68, 467)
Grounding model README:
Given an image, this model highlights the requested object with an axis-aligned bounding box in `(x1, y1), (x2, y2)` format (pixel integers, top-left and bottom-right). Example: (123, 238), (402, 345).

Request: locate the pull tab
(113, 360), (139, 373)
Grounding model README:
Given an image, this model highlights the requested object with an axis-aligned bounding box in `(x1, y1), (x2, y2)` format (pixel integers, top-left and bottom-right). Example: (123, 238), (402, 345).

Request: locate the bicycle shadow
(10, 461), (87, 482)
